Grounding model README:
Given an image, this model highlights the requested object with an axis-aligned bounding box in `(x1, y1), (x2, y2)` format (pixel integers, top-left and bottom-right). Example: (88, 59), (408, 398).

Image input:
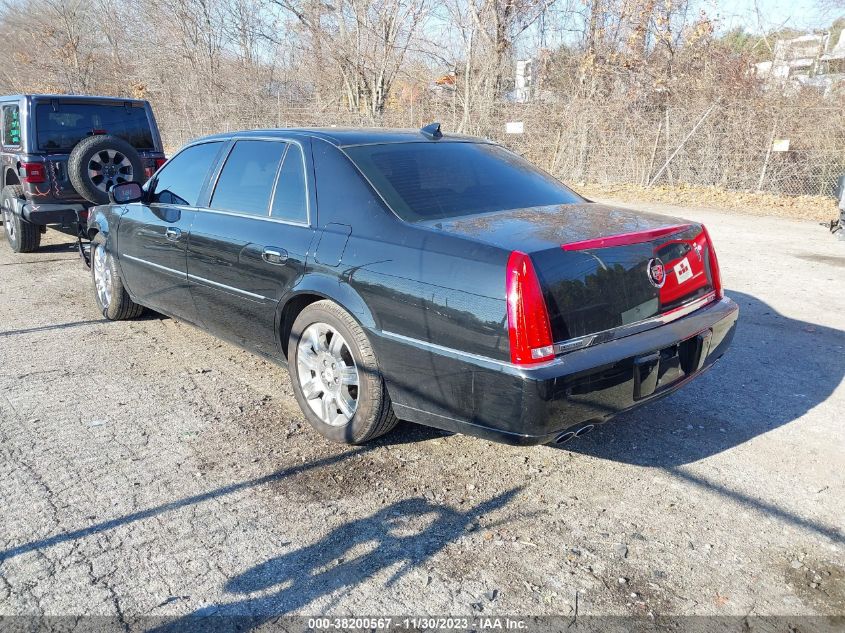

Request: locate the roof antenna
(420, 122), (442, 140)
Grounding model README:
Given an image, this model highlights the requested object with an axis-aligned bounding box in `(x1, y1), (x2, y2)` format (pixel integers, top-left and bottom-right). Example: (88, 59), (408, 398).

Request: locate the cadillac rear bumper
(374, 296), (739, 445)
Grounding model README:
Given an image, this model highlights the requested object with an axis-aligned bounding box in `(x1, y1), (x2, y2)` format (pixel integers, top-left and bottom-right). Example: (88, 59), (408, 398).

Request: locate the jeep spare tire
(68, 135), (143, 205)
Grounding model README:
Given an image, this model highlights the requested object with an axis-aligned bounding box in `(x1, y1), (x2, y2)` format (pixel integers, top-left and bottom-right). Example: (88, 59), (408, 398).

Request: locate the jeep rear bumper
(10, 198), (88, 226)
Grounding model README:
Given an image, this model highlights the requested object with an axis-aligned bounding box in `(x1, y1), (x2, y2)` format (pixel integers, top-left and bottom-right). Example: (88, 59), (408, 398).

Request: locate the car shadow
(29, 239), (81, 254)
(147, 488), (521, 631)
(0, 257), (77, 266)
(0, 448), (377, 565)
(557, 290), (845, 467)
(376, 420), (455, 445)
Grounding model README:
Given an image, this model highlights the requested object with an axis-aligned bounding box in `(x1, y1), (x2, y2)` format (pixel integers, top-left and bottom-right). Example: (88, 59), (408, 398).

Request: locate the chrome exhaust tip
(555, 431), (576, 444)
(575, 424), (595, 437)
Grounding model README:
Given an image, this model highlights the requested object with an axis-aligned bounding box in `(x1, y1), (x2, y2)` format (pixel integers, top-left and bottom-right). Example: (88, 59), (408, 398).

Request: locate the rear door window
(35, 102), (154, 151)
(2, 105), (21, 146)
(151, 142), (223, 206)
(270, 144), (307, 223)
(210, 140), (286, 216)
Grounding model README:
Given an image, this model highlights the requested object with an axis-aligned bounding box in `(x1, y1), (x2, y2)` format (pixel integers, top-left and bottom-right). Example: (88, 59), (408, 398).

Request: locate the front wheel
(91, 236), (144, 320)
(288, 300), (398, 444)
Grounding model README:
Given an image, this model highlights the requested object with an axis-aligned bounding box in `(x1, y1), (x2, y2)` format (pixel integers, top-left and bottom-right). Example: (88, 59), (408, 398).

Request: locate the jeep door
(187, 138), (315, 357)
(117, 140), (225, 324)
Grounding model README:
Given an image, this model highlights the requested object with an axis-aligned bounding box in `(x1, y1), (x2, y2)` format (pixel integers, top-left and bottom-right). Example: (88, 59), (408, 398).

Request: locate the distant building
(754, 33), (827, 80)
(819, 29), (845, 74)
(505, 54), (554, 103)
(512, 59), (533, 103)
(754, 30), (845, 95)
(430, 72), (457, 97)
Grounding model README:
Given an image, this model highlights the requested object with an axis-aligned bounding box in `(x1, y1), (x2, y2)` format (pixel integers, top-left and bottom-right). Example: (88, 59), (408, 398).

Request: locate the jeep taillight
(506, 251), (555, 365)
(20, 162), (46, 184)
(701, 225), (723, 299)
(145, 157), (167, 180)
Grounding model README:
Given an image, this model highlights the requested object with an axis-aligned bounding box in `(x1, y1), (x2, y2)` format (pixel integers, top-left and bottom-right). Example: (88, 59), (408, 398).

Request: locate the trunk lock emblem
(647, 258), (666, 288)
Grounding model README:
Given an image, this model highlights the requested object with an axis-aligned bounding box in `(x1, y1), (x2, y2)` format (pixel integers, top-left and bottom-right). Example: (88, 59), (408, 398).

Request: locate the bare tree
(0, 0), (839, 199)
(272, 0), (431, 115)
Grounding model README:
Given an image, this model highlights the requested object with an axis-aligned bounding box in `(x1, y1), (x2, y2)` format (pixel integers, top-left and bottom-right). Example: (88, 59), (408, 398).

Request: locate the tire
(91, 234), (144, 320)
(1, 185), (40, 252)
(68, 135), (143, 205)
(288, 300), (398, 444)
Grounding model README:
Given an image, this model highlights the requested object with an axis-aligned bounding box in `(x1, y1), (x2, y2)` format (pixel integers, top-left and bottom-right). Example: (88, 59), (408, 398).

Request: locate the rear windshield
(344, 142), (582, 222)
(35, 103), (154, 151)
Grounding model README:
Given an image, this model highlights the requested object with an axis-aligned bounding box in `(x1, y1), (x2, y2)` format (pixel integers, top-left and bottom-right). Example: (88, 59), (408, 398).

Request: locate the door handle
(262, 247), (288, 265)
(165, 227), (182, 241)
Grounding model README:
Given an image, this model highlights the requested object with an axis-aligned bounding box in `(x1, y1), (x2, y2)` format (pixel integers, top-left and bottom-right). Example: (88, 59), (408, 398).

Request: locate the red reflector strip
(561, 224), (692, 251)
(661, 291), (717, 318)
(701, 224), (723, 299)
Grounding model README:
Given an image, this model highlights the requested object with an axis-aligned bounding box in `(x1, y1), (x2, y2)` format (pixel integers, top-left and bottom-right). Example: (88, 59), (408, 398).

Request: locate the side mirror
(109, 181), (144, 205)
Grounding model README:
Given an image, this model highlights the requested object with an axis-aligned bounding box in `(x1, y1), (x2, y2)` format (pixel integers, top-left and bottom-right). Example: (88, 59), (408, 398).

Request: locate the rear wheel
(2, 185), (40, 253)
(91, 235), (144, 320)
(288, 300), (398, 444)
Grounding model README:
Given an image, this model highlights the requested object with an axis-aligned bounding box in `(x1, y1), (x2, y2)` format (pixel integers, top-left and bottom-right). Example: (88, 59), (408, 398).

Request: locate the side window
(271, 144), (308, 223)
(151, 142), (222, 206)
(210, 140), (286, 216)
(3, 105), (21, 147)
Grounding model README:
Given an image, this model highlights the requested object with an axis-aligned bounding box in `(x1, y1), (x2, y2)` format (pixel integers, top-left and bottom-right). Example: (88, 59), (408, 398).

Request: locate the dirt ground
(0, 202), (843, 628)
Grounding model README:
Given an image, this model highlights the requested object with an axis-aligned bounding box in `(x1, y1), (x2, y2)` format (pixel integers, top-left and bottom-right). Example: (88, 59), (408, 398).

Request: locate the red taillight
(155, 157), (167, 170)
(701, 225), (723, 299)
(20, 162), (46, 184)
(92, 128), (107, 135)
(506, 251), (554, 365)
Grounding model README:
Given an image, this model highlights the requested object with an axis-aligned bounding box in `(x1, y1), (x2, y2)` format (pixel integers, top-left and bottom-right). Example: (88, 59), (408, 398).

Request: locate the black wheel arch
(4, 168), (19, 188)
(86, 206), (112, 241)
(276, 274), (379, 360)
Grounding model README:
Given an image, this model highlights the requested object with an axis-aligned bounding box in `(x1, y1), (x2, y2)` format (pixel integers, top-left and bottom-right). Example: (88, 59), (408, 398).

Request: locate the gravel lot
(0, 203), (843, 627)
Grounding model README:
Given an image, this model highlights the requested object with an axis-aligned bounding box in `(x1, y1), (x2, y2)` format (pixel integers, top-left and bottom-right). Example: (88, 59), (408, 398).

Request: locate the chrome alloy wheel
(93, 243), (113, 308)
(88, 150), (133, 192)
(297, 322), (360, 426)
(3, 200), (15, 242)
(3, 205), (14, 240)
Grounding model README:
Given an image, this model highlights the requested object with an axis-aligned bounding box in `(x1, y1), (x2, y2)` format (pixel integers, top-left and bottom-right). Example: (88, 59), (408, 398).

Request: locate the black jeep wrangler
(0, 94), (165, 252)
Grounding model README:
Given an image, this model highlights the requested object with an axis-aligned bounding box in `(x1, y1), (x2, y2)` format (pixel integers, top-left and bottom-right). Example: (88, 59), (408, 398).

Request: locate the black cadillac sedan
(86, 125), (738, 446)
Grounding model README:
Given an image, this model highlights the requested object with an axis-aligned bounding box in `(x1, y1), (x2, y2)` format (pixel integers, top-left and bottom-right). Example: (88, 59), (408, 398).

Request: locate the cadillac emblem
(647, 258), (666, 288)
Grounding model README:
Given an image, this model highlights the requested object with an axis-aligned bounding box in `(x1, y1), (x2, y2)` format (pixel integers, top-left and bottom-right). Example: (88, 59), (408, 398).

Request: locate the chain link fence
(155, 97), (845, 198)
(491, 102), (845, 198)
